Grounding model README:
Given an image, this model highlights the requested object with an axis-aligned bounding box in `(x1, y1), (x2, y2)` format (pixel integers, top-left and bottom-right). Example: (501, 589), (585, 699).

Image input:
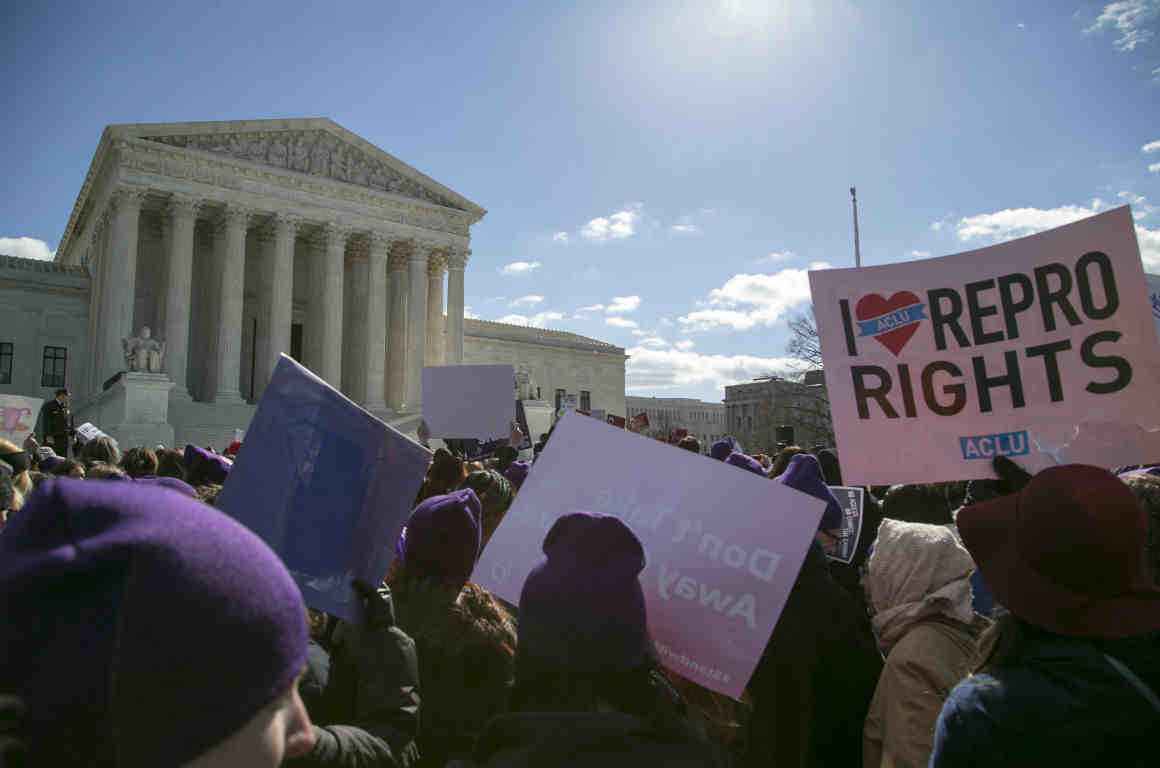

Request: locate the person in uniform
(37, 389), (73, 458)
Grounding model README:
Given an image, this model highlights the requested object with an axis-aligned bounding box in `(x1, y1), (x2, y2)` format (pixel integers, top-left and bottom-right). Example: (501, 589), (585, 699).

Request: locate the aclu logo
(959, 430), (1030, 460)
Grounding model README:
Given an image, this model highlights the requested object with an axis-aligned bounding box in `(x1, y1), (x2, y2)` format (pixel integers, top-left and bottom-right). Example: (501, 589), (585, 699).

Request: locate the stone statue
(310, 139), (331, 176)
(269, 138), (288, 167)
(290, 135), (311, 172)
(122, 326), (165, 373)
(515, 366), (538, 401)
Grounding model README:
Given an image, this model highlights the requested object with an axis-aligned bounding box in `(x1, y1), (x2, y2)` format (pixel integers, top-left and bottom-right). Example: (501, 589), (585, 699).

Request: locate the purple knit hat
(518, 511), (652, 674)
(0, 478), (307, 766)
(134, 475), (199, 499)
(710, 436), (741, 461)
(503, 460), (531, 491)
(776, 453), (843, 531)
(726, 451), (767, 477)
(183, 444), (232, 485)
(401, 488), (483, 587)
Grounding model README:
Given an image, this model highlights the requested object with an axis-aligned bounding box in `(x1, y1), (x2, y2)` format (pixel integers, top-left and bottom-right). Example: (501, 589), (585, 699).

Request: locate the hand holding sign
(474, 411), (823, 699)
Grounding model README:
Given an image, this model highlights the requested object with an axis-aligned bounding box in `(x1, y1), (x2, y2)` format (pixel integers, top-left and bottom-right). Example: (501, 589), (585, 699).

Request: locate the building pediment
(111, 119), (482, 215)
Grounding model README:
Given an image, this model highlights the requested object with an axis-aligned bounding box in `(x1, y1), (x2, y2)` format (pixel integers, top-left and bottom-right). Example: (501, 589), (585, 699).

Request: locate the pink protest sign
(473, 411), (824, 699)
(810, 206), (1160, 485)
(0, 395), (41, 446)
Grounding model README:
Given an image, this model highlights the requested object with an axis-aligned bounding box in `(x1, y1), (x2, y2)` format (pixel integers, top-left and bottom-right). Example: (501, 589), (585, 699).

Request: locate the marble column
(425, 252), (446, 366)
(213, 204), (250, 403)
(318, 223), (348, 386)
(386, 247), (409, 411)
(163, 194), (200, 396)
(86, 215), (108, 395)
(445, 247), (468, 364)
(104, 187), (145, 385)
(258, 213), (298, 397)
(362, 232), (393, 412)
(405, 241), (430, 411)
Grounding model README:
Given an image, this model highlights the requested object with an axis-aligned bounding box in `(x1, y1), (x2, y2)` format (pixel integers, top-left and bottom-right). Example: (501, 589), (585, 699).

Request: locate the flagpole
(850, 186), (862, 268)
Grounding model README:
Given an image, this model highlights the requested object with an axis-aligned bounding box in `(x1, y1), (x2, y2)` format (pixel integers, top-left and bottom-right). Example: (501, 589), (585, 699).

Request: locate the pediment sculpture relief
(144, 130), (460, 210)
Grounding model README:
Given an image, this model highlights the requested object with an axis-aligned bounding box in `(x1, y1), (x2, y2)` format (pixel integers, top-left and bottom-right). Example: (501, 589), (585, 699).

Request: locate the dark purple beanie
(0, 478), (307, 767)
(710, 436), (741, 461)
(776, 453), (843, 531)
(134, 475), (199, 499)
(726, 451), (767, 477)
(183, 444), (232, 485)
(402, 488), (483, 587)
(503, 460), (531, 491)
(518, 511), (652, 674)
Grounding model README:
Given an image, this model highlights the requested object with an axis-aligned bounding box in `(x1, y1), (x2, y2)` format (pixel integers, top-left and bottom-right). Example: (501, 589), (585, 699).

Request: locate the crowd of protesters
(1, 415), (1158, 767)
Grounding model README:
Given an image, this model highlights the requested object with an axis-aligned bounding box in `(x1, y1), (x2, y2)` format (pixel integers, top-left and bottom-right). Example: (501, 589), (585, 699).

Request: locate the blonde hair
(0, 438), (32, 509)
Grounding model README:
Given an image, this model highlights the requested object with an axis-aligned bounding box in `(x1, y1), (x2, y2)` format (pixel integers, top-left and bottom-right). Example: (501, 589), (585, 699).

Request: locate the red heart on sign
(855, 291), (923, 356)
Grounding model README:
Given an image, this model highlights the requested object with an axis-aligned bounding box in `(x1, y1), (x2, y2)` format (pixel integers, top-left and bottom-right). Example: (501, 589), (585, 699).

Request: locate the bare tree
(786, 311), (822, 370)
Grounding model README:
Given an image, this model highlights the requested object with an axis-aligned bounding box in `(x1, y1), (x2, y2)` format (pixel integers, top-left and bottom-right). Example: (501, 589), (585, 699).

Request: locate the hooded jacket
(862, 520), (984, 768)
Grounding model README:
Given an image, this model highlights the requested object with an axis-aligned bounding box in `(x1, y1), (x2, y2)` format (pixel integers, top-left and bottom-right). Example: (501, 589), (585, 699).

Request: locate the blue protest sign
(218, 355), (430, 623)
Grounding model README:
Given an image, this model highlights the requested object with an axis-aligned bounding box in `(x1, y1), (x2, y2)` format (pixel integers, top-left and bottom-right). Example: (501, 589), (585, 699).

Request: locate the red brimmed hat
(958, 463), (1160, 638)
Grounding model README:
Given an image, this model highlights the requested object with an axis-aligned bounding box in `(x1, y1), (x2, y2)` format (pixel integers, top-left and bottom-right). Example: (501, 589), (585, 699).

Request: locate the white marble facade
(46, 119), (482, 445)
(5, 118), (627, 447)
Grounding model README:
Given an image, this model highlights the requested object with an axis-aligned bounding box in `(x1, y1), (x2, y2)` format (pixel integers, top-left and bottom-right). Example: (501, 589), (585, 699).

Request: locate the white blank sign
(422, 364), (515, 439)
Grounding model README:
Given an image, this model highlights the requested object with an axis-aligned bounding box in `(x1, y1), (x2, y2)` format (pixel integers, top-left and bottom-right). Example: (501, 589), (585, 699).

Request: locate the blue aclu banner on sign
(855, 303), (928, 337)
(959, 430), (1030, 460)
(218, 355), (430, 623)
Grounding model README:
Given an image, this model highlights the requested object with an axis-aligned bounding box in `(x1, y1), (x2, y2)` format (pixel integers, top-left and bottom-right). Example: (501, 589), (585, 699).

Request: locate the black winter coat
(455, 711), (722, 768)
(744, 542), (883, 768)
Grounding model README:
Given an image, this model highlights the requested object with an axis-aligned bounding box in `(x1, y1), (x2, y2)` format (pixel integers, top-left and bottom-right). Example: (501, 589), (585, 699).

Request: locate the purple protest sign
(422, 364), (515, 440)
(218, 355), (430, 623)
(473, 411), (824, 699)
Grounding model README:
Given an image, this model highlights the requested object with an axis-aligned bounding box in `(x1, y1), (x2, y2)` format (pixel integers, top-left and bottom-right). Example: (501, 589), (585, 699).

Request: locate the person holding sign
(388, 489), (517, 768)
(931, 460), (1160, 767)
(464, 511), (721, 767)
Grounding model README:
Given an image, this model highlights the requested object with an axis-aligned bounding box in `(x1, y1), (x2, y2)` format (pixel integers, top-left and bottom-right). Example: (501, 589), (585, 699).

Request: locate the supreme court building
(0, 119), (626, 447)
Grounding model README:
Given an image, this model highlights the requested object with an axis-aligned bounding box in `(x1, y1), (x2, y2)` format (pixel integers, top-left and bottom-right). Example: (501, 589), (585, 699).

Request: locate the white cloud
(1086, 1), (1159, 52)
(638, 336), (669, 348)
(1150, 162), (1160, 173)
(910, 250), (931, 258)
(605, 317), (639, 329)
(759, 250), (796, 263)
(580, 204), (641, 242)
(678, 265), (824, 332)
(626, 346), (800, 393)
(500, 260), (541, 276)
(930, 220), (944, 232)
(670, 223), (701, 235)
(659, 317), (675, 327)
(1118, 190), (1156, 218)
(464, 306), (479, 319)
(955, 202), (1106, 241)
(631, 329), (649, 337)
(1138, 224), (1160, 270)
(1143, 139), (1160, 153)
(1017, 22), (1026, 30)
(0, 236), (54, 261)
(956, 200), (1160, 271)
(496, 311), (565, 328)
(606, 295), (642, 314)
(575, 303), (605, 313)
(552, 231), (569, 243)
(509, 294), (544, 308)
(675, 339), (695, 351)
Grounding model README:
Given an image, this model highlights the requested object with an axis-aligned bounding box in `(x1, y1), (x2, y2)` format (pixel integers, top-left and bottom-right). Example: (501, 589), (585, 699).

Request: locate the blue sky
(2, 0), (1158, 402)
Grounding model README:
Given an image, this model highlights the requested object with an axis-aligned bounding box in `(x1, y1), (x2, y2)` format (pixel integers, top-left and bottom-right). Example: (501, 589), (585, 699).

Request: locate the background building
(624, 395), (725, 451)
(723, 371), (833, 453)
(0, 118), (626, 447)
